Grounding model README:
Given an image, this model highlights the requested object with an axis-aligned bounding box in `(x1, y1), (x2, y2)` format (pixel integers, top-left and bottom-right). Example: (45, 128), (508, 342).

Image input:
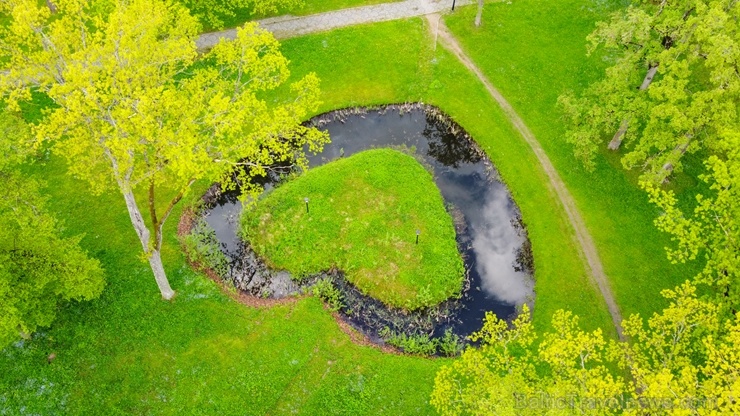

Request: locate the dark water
(202, 104), (534, 343)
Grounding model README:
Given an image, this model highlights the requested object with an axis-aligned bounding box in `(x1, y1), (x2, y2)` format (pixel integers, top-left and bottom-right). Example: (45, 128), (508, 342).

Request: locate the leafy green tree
(0, 0), (327, 299)
(559, 0), (740, 183)
(645, 132), (740, 312)
(0, 111), (104, 347)
(431, 282), (740, 415)
(431, 305), (622, 415)
(560, 0), (740, 322)
(181, 0), (302, 30)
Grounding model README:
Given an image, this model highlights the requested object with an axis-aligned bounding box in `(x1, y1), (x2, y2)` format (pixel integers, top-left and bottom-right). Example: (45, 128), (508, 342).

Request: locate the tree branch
(153, 178), (195, 251)
(148, 178), (159, 230)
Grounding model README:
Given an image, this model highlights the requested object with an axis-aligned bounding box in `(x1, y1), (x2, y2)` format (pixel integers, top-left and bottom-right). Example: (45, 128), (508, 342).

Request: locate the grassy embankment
(444, 0), (703, 320)
(0, 20), (471, 415)
(278, 18), (616, 336)
(241, 149), (464, 310)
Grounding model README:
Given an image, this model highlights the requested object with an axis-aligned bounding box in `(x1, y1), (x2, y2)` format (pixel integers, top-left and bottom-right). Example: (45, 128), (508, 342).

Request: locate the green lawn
(443, 0), (702, 320)
(3, 146), (446, 415)
(277, 18), (615, 335)
(1, 13), (628, 414)
(242, 149), (464, 310)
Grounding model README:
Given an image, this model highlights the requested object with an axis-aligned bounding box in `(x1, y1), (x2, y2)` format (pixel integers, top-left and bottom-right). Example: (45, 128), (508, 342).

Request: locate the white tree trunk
(122, 190), (175, 300)
(475, 0), (484, 27)
(659, 138), (691, 180)
(639, 65), (659, 90)
(148, 250), (174, 300)
(608, 120), (629, 150)
(609, 65), (659, 150)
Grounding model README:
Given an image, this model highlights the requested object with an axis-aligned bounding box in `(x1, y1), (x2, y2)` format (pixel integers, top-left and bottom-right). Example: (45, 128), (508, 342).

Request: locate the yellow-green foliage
(558, 0), (740, 315)
(1, 0), (326, 198)
(559, 0), (740, 183)
(0, 0), (328, 296)
(0, 171), (105, 348)
(645, 136), (740, 312)
(180, 0), (302, 30)
(0, 110), (104, 347)
(431, 282), (740, 415)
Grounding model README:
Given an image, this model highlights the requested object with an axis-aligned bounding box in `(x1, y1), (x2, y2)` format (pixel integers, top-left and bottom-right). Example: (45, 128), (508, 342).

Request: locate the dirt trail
(426, 14), (624, 339)
(197, 0), (473, 48)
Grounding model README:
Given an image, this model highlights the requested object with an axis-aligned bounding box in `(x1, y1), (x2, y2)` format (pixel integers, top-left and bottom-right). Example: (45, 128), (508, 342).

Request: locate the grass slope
(443, 0), (701, 319)
(2, 154), (445, 415)
(242, 149), (464, 310)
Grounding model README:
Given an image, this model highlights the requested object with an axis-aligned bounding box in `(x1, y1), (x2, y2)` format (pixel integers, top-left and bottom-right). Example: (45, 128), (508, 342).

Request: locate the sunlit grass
(0, 8), (656, 412)
(444, 0), (702, 319)
(242, 149), (464, 310)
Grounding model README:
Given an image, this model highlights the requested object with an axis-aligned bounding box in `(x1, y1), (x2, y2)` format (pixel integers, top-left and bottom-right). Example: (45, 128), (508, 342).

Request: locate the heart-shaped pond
(197, 104), (535, 353)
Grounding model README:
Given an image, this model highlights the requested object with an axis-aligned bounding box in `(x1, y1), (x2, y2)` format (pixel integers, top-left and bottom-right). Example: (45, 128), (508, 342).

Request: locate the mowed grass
(443, 1), (702, 319)
(242, 149), (464, 310)
(2, 148), (446, 415)
(277, 19), (616, 335)
(2, 16), (619, 414)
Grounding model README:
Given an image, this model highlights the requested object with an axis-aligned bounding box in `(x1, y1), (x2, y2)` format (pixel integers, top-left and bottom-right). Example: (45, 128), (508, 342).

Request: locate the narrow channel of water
(200, 104), (535, 345)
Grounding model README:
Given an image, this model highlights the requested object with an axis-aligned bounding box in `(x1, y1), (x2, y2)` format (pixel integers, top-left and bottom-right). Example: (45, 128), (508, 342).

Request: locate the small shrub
(438, 329), (464, 357)
(379, 328), (438, 356)
(182, 218), (230, 278)
(312, 278), (344, 312)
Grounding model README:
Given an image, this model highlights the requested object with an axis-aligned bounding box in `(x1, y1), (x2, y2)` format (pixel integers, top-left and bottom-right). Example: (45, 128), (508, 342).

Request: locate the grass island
(240, 148), (465, 310)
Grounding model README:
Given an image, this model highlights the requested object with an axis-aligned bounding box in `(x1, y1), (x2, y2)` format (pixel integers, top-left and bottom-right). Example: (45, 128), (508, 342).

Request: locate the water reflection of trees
(423, 114), (482, 168)
(218, 161), (294, 205)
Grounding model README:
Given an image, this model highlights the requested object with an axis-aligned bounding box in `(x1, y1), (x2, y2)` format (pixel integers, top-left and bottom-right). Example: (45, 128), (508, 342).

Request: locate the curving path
(426, 15), (624, 339)
(196, 2), (624, 339)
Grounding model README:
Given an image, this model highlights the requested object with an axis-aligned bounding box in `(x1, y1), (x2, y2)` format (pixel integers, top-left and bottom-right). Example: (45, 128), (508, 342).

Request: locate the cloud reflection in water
(471, 189), (534, 305)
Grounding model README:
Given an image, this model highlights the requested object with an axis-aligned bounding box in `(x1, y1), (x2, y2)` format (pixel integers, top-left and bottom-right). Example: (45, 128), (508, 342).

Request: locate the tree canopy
(559, 0), (740, 321)
(646, 132), (740, 312)
(180, 0), (302, 30)
(0, 0), (328, 299)
(559, 0), (740, 183)
(482, 3), (740, 411)
(0, 111), (104, 347)
(431, 282), (740, 415)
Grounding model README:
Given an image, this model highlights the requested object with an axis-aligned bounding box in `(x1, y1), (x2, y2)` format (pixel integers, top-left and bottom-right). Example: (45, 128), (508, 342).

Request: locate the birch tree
(475, 0), (484, 27)
(472, 0), (511, 28)
(0, 0), (328, 299)
(559, 0), (740, 183)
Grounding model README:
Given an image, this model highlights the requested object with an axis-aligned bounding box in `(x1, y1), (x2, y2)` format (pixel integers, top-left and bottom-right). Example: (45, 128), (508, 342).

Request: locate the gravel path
(197, 0), (472, 48)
